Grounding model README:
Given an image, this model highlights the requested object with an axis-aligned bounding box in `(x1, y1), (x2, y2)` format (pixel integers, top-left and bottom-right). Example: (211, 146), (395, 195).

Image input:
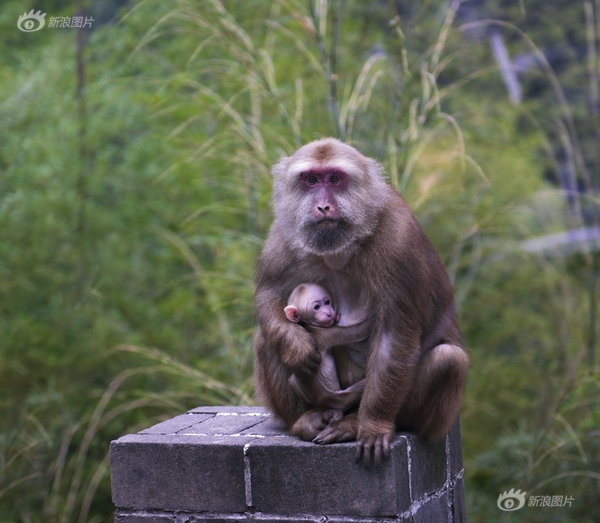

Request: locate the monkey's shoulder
(353, 189), (453, 303)
(357, 190), (424, 261)
(257, 223), (292, 266)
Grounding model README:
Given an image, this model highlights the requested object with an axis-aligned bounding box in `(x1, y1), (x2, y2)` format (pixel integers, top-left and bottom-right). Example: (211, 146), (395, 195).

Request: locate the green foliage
(0, 0), (599, 522)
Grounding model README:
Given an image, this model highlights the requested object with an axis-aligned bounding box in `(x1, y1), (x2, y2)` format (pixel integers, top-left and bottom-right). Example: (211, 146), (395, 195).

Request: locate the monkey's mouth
(305, 219), (351, 254)
(314, 219), (339, 230)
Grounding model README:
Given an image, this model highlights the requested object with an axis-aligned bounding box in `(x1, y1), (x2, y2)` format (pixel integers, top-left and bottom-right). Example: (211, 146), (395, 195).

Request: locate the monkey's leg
(290, 408), (343, 441)
(288, 348), (342, 406)
(288, 373), (315, 405)
(329, 379), (365, 410)
(399, 343), (468, 440)
(289, 375), (363, 411)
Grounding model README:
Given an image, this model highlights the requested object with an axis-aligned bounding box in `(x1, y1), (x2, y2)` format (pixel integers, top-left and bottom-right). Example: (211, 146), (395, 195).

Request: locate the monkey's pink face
(305, 293), (337, 328)
(297, 169), (352, 253)
(300, 170), (348, 217)
(273, 140), (389, 256)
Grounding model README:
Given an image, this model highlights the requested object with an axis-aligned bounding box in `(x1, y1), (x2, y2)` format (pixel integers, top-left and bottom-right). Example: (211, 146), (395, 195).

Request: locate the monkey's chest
(325, 274), (369, 325)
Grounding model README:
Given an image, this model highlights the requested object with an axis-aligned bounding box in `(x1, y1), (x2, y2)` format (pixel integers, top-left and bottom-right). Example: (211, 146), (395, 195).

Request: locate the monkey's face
(272, 138), (391, 256)
(303, 292), (337, 328)
(297, 168), (353, 254)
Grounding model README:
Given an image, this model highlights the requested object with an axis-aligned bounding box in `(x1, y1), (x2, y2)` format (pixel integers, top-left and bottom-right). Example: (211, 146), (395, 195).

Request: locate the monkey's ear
(284, 305), (300, 323)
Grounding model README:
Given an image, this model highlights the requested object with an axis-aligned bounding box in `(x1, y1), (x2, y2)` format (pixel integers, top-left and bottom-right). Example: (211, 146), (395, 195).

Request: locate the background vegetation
(0, 0), (599, 521)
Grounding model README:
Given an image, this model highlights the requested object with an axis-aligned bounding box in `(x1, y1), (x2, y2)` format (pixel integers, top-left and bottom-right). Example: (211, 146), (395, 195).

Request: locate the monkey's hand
(310, 318), (371, 351)
(355, 420), (395, 466)
(280, 325), (321, 375)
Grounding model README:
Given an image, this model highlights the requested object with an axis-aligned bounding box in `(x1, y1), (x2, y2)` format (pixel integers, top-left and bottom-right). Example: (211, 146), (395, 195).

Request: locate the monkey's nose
(317, 204), (330, 214)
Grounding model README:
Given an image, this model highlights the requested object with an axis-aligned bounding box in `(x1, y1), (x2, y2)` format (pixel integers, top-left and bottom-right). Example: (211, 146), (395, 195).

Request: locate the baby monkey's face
(304, 291), (337, 328)
(284, 283), (341, 328)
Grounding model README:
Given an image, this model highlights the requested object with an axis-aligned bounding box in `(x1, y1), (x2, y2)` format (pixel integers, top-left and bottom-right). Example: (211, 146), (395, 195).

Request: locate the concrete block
(187, 406), (268, 415)
(407, 435), (447, 501)
(110, 406), (466, 523)
(114, 510), (178, 523)
(110, 433), (250, 512)
(114, 511), (416, 523)
(451, 476), (466, 523)
(447, 418), (464, 478)
(246, 435), (411, 517)
(139, 414), (212, 435)
(239, 416), (288, 437)
(413, 491), (449, 523)
(179, 413), (265, 435)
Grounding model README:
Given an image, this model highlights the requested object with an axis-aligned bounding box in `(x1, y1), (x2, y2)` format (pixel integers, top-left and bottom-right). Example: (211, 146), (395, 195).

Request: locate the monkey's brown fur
(253, 138), (468, 463)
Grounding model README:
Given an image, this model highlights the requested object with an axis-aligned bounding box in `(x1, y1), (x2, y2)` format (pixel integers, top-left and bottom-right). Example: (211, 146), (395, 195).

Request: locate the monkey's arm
(308, 319), (371, 351)
(312, 326), (415, 456)
(255, 285), (321, 374)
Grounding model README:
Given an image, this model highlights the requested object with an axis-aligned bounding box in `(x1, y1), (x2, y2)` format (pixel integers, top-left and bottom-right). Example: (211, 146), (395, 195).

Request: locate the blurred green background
(1, 0), (599, 521)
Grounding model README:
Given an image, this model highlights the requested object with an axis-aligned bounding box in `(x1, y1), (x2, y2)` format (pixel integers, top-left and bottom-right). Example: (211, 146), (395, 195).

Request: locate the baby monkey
(284, 283), (366, 414)
(284, 283), (340, 328)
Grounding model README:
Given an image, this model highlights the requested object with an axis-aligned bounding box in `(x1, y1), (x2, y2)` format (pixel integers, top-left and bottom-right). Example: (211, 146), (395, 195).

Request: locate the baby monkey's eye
(313, 304), (320, 310)
(324, 299), (331, 305)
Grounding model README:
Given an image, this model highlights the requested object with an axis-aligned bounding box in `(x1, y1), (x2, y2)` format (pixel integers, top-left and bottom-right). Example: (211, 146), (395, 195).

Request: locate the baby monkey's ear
(284, 305), (300, 323)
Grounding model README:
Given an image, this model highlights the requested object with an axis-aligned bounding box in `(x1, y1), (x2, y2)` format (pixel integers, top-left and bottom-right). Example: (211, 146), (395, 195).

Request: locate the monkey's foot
(290, 408), (342, 441)
(313, 412), (358, 444)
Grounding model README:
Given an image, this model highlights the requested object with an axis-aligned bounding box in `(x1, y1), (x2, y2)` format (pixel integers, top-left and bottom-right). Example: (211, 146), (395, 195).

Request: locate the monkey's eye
(313, 304), (320, 310)
(307, 175), (318, 185)
(329, 174), (340, 184)
(324, 299), (331, 305)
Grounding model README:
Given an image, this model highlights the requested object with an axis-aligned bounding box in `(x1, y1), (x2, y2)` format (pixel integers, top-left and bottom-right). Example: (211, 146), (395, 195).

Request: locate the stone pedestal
(110, 406), (465, 522)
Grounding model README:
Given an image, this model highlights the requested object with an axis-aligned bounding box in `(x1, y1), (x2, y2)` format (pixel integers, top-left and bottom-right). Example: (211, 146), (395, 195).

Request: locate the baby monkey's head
(284, 283), (340, 328)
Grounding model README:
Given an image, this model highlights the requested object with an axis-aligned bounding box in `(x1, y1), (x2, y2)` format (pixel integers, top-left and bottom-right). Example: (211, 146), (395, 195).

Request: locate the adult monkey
(253, 138), (468, 464)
